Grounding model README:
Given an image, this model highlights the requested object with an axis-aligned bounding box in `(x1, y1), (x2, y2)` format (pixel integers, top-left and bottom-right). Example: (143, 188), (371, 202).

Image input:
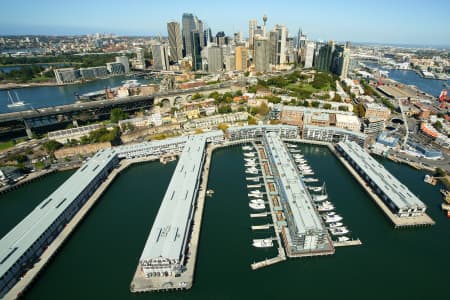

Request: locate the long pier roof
(0, 148), (117, 278)
(139, 134), (208, 263)
(265, 132), (326, 234)
(337, 140), (425, 210)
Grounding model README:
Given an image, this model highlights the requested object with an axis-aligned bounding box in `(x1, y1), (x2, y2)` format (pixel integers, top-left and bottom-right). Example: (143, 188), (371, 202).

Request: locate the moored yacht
(330, 226), (349, 236)
(303, 177), (319, 183)
(323, 214), (343, 223)
(242, 146), (253, 151)
(252, 238), (273, 248)
(249, 202), (265, 210)
(337, 236), (350, 242)
(328, 222), (343, 228)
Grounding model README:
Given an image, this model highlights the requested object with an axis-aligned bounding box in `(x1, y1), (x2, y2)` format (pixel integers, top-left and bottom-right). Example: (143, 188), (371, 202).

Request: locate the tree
(217, 123), (229, 132)
(42, 140), (63, 154)
(257, 102), (270, 116)
(434, 121), (443, 130)
(323, 103), (332, 110)
(311, 101), (320, 108)
(234, 90), (243, 97)
(110, 108), (128, 123)
(338, 105), (349, 111)
(332, 93), (342, 102)
(248, 116), (257, 125)
(191, 93), (203, 100)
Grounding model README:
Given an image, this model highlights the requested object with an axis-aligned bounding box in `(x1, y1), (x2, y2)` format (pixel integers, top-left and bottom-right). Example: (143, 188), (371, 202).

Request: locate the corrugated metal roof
(265, 132), (326, 234)
(138, 134), (207, 262)
(0, 148), (117, 278)
(337, 140), (425, 210)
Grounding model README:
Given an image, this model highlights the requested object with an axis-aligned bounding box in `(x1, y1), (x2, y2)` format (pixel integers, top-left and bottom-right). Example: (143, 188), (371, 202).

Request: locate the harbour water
(0, 145), (449, 300)
(363, 61), (449, 97)
(0, 76), (153, 113)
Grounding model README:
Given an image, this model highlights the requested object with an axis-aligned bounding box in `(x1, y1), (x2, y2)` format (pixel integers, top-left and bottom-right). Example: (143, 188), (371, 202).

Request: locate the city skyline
(1, 0), (450, 47)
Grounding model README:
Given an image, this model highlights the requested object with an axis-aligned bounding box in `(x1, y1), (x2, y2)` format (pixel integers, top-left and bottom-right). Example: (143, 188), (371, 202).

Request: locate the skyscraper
(190, 31), (202, 71)
(315, 41), (335, 72)
(151, 44), (170, 70)
(254, 36), (270, 73)
(304, 41), (315, 68)
(135, 47), (146, 70)
(167, 21), (183, 63)
(340, 42), (351, 79)
(207, 46), (223, 73)
(269, 30), (278, 65)
(197, 19), (205, 48)
(274, 25), (288, 65)
(249, 19), (257, 49)
(182, 13), (197, 57)
(216, 31), (226, 47)
(235, 46), (248, 71)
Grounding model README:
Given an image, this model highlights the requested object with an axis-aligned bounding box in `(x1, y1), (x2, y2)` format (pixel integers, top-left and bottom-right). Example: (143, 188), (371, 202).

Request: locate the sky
(1, 0), (449, 47)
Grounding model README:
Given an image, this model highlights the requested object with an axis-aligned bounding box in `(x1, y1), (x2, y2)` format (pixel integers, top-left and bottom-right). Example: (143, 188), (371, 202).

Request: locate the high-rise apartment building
(207, 46), (223, 73)
(235, 46), (248, 71)
(167, 21), (183, 62)
(315, 41), (335, 72)
(115, 56), (130, 73)
(254, 36), (270, 73)
(152, 44), (170, 70)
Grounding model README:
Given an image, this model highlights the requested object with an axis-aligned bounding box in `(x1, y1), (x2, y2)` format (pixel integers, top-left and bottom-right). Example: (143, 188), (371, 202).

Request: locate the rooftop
(337, 140), (425, 210)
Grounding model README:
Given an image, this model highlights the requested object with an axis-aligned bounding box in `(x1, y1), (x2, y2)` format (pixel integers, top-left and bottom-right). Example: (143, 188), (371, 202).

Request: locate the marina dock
(335, 142), (435, 228)
(251, 224), (274, 230)
(249, 142), (287, 270)
(333, 239), (363, 247)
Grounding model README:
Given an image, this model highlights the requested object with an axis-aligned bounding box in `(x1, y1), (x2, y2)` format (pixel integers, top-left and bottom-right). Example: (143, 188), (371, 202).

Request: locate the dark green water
(0, 145), (449, 300)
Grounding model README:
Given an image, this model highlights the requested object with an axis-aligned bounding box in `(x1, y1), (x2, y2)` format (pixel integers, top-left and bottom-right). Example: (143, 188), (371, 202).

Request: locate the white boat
(242, 146), (253, 151)
(248, 193), (263, 198)
(250, 199), (264, 204)
(246, 177), (259, 182)
(249, 202), (265, 210)
(7, 91), (26, 108)
(302, 171), (315, 176)
(308, 186), (323, 192)
(295, 159), (307, 163)
(323, 214), (343, 223)
(252, 238), (273, 248)
(313, 194), (328, 202)
(328, 222), (343, 228)
(244, 158), (256, 162)
(244, 152), (256, 158)
(293, 154), (304, 159)
(317, 202), (334, 212)
(290, 149), (302, 153)
(337, 236), (350, 242)
(245, 167), (259, 174)
(245, 163), (258, 167)
(330, 226), (349, 236)
(287, 144), (297, 148)
(303, 178), (319, 183)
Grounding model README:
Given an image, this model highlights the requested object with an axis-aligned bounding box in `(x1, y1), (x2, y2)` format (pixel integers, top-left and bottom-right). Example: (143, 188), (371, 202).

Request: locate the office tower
(216, 31), (226, 47)
(207, 46), (223, 73)
(167, 21), (183, 62)
(197, 19), (205, 48)
(190, 31), (202, 71)
(152, 44), (170, 70)
(254, 36), (270, 73)
(254, 26), (264, 37)
(315, 41), (335, 72)
(304, 41), (315, 68)
(274, 25), (288, 65)
(115, 56), (130, 73)
(340, 42), (351, 78)
(182, 13), (197, 57)
(249, 19), (257, 49)
(234, 32), (243, 44)
(286, 37), (295, 64)
(297, 28), (307, 49)
(269, 30), (278, 65)
(235, 46), (248, 71)
(224, 54), (235, 71)
(135, 47), (145, 69)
